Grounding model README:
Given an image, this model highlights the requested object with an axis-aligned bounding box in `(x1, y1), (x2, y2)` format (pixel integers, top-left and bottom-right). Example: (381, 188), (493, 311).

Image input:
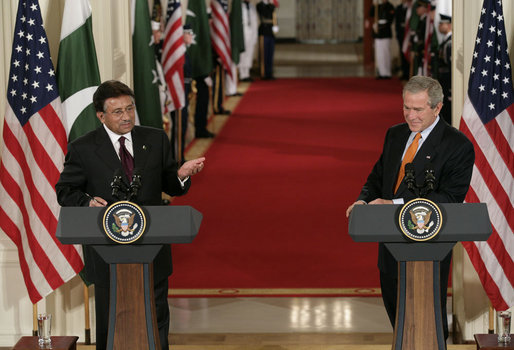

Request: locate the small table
(12, 336), (78, 350)
(475, 334), (514, 350)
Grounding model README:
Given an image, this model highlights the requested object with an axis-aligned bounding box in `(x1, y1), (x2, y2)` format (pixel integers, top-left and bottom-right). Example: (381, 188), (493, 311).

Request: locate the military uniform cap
(439, 13), (451, 23)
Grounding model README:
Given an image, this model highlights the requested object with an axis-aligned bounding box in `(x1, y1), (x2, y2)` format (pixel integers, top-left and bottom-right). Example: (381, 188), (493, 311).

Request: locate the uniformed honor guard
(437, 13), (452, 124)
(257, 0), (278, 80)
(368, 0), (396, 79)
(410, 0), (430, 76)
(239, 0), (259, 82)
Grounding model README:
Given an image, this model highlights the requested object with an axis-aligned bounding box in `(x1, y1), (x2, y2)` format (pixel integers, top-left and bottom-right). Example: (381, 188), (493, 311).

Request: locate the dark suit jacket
(56, 125), (190, 286)
(357, 118), (475, 273)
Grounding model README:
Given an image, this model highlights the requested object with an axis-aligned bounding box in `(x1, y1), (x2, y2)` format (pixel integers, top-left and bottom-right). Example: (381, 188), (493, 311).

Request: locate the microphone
(128, 168), (142, 202)
(404, 163), (418, 196)
(423, 163), (436, 196)
(111, 168), (126, 200)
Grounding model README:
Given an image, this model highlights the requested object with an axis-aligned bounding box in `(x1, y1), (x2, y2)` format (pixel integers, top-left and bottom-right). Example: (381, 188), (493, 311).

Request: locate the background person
(367, 0), (395, 79)
(256, 0), (278, 80)
(437, 13), (452, 125)
(238, 0), (259, 82)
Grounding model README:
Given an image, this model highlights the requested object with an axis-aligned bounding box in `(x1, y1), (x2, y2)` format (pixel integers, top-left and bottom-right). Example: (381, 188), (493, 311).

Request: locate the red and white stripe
(459, 99), (514, 311)
(0, 99), (84, 303)
(401, 4), (412, 61)
(422, 4), (434, 76)
(161, 4), (185, 112)
(210, 0), (233, 79)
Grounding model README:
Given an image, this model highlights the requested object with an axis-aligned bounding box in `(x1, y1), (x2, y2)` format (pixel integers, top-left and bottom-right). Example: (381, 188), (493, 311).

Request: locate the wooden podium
(56, 205), (202, 350)
(349, 203), (492, 350)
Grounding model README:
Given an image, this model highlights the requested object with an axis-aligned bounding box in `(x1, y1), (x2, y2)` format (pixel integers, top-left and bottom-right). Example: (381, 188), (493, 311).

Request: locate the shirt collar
(103, 124), (132, 146)
(411, 115), (439, 142)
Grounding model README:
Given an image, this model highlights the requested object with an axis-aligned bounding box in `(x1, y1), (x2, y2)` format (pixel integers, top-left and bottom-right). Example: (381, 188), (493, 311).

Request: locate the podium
(349, 202), (491, 350)
(56, 205), (202, 350)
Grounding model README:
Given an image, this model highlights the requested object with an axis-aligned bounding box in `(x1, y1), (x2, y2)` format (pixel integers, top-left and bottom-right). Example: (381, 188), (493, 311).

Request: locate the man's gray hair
(403, 75), (444, 109)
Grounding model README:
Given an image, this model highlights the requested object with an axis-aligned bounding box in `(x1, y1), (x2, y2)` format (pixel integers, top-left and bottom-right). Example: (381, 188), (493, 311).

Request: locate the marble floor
(168, 296), (455, 347)
(170, 297), (393, 334)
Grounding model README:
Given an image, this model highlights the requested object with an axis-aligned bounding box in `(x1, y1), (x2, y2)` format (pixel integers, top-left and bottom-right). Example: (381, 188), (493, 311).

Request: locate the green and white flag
(230, 0), (245, 65)
(132, 0), (163, 129)
(186, 0), (213, 78)
(57, 0), (101, 142)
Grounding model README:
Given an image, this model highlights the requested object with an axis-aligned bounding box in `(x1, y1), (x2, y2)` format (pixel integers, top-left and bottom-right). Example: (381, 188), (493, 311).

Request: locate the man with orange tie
(346, 75), (474, 340)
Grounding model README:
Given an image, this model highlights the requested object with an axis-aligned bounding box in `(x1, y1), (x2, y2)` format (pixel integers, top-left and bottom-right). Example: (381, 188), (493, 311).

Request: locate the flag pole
(259, 36), (265, 78)
(177, 109), (183, 164)
(32, 304), (38, 336)
(488, 301), (494, 334)
(214, 65), (221, 113)
(84, 284), (91, 344)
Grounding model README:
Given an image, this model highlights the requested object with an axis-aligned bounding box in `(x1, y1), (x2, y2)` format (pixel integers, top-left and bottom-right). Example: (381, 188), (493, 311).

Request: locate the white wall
(275, 0), (296, 38)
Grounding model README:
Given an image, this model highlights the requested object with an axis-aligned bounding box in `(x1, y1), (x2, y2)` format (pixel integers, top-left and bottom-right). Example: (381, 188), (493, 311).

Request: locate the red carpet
(170, 77), (404, 296)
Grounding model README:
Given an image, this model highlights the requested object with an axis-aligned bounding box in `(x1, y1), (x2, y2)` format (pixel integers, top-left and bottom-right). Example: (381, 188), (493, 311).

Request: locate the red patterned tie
(119, 136), (134, 179)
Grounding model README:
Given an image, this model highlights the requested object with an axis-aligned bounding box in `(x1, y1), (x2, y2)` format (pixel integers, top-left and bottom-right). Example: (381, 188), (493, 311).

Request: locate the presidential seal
(398, 198), (443, 241)
(102, 201), (146, 244)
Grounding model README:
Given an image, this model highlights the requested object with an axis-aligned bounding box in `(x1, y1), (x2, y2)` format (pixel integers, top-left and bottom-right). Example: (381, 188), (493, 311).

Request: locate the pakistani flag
(229, 0), (245, 65)
(132, 0), (163, 128)
(57, 0), (101, 142)
(186, 0), (213, 78)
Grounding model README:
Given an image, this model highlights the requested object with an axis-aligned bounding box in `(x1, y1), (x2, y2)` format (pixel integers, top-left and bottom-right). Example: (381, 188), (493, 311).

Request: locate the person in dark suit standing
(437, 13), (452, 125)
(346, 76), (474, 340)
(55, 80), (205, 350)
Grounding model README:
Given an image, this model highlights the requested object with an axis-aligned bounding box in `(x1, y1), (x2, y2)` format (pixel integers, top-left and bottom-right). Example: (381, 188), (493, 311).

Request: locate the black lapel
(413, 119), (446, 172)
(132, 127), (151, 172)
(389, 125), (411, 197)
(94, 127), (120, 176)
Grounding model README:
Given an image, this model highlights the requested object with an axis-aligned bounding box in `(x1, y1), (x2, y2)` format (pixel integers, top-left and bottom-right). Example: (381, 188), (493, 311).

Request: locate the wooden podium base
(393, 261), (446, 350)
(107, 263), (160, 350)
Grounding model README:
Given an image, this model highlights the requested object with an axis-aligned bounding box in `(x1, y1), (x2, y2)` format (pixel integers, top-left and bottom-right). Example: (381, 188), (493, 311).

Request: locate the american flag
(161, 0), (185, 112)
(401, 2), (413, 61)
(210, 0), (233, 78)
(422, 3), (434, 76)
(0, 0), (84, 303)
(459, 0), (514, 311)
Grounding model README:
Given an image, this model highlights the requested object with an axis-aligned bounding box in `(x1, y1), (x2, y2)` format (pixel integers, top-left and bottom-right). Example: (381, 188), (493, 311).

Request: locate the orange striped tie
(394, 133), (421, 193)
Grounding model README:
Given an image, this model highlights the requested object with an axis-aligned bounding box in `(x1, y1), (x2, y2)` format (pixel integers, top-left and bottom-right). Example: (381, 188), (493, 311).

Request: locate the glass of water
(37, 313), (52, 347)
(497, 310), (511, 343)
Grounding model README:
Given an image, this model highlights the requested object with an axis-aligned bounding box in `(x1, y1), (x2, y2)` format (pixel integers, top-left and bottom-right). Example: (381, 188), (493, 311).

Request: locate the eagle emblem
(409, 208), (433, 233)
(399, 199), (443, 241)
(112, 210), (137, 237)
(103, 201), (146, 244)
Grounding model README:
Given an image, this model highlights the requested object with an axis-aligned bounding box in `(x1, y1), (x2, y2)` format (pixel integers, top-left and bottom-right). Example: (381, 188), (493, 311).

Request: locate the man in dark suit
(55, 80), (205, 350)
(346, 76), (474, 340)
